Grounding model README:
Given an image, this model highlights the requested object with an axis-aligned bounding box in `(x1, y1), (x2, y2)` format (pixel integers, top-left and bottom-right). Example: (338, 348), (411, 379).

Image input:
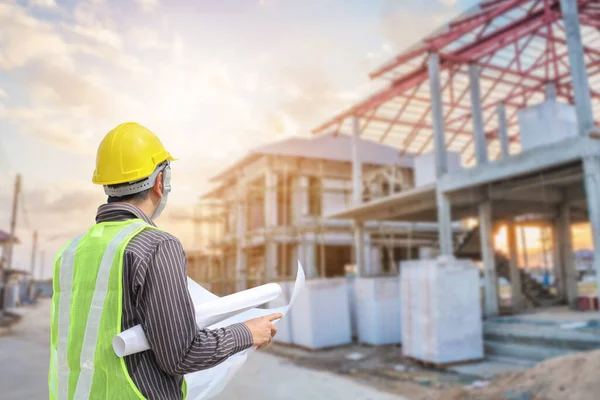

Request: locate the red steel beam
(370, 0), (533, 80)
(313, 0), (597, 137)
(379, 84), (422, 143)
(429, 0), (534, 49)
(445, 38), (537, 149)
(400, 67), (468, 153)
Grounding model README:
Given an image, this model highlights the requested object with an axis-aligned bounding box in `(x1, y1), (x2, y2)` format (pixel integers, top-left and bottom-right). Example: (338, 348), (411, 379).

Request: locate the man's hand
(243, 313), (283, 350)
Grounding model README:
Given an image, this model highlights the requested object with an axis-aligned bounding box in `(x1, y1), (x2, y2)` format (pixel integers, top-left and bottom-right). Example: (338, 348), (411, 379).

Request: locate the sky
(2, 0), (580, 279)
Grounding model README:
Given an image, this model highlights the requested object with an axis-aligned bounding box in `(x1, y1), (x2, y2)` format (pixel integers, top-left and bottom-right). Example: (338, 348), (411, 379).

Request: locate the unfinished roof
(313, 0), (600, 165)
(209, 132), (414, 182)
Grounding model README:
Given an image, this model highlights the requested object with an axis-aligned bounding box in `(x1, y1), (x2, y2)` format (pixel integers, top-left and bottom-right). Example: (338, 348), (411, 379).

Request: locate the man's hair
(107, 182), (151, 204)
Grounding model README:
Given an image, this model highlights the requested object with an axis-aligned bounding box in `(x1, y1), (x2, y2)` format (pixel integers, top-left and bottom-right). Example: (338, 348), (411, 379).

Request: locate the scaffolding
(188, 154), (434, 296)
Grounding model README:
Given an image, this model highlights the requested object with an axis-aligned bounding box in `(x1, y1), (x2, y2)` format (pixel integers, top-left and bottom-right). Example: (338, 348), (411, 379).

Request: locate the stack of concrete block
(400, 257), (483, 364)
(290, 278), (352, 349)
(518, 99), (578, 151)
(266, 281), (294, 344)
(355, 276), (401, 345)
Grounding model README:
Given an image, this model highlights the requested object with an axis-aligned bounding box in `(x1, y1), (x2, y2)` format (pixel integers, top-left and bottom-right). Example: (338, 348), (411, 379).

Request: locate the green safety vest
(48, 219), (187, 400)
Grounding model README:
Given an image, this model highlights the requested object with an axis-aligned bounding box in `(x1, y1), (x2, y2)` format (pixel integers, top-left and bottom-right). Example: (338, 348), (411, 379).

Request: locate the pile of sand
(438, 349), (600, 400)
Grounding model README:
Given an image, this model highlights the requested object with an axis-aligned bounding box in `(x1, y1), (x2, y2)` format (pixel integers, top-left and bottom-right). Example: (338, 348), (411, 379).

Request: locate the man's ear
(153, 171), (164, 197)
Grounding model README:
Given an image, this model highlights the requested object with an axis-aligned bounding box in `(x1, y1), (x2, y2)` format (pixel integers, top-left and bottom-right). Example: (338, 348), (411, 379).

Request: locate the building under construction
(187, 133), (465, 295)
(312, 0), (600, 317)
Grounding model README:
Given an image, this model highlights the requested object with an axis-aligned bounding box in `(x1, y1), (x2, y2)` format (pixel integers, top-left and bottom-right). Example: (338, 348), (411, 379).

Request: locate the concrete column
(506, 220), (523, 312)
(354, 221), (365, 276)
(264, 164), (278, 280)
(560, 0), (600, 302)
(351, 116), (363, 206)
(581, 157), (600, 302)
(388, 165), (396, 195)
(235, 175), (248, 291)
(560, 0), (595, 135)
(558, 204), (578, 307)
(428, 53), (454, 256)
(351, 116), (366, 276)
(545, 82), (557, 100)
(428, 53), (448, 178)
(468, 63), (488, 165)
(307, 241), (318, 279)
(364, 234), (373, 275)
(552, 217), (567, 301)
(479, 202), (499, 317)
(293, 176), (310, 222)
(264, 165), (278, 227)
(290, 245), (299, 278)
(497, 103), (510, 158)
(520, 226), (530, 272)
(371, 246), (383, 275)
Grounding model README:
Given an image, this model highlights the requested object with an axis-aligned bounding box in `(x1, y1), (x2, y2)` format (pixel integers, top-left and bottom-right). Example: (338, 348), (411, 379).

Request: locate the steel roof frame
(312, 0), (600, 165)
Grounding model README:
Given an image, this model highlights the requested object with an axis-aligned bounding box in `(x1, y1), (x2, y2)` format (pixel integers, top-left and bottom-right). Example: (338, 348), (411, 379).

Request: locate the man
(49, 122), (281, 400)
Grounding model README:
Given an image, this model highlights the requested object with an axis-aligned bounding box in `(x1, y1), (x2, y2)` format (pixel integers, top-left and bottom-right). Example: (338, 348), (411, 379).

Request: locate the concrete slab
(438, 135), (599, 193)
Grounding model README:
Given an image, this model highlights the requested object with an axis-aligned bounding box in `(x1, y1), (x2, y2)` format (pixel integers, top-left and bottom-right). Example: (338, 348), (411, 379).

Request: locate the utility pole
(6, 174), (21, 270)
(2, 175), (20, 312)
(40, 250), (46, 282)
(28, 230), (38, 300)
(30, 230), (38, 279)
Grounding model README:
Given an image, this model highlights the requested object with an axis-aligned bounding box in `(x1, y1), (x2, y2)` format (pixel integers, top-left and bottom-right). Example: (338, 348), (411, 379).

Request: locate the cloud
(135, 0), (159, 12)
(380, 0), (461, 53)
(0, 179), (105, 275)
(1, 106), (98, 153)
(0, 88), (7, 100)
(24, 63), (121, 119)
(0, 3), (73, 70)
(29, 0), (57, 8)
(127, 27), (169, 50)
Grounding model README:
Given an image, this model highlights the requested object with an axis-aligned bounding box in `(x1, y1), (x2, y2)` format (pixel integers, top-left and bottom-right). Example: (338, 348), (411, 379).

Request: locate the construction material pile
(401, 257), (483, 365)
(438, 349), (600, 400)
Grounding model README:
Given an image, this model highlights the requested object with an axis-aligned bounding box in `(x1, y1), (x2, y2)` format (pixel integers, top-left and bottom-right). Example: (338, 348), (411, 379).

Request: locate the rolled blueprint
(112, 261), (305, 400)
(186, 262), (305, 400)
(195, 283), (282, 328)
(113, 282), (284, 357)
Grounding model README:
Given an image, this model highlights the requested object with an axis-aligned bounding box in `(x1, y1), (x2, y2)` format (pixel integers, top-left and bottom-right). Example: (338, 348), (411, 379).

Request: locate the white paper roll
(113, 261), (305, 400)
(112, 324), (149, 357)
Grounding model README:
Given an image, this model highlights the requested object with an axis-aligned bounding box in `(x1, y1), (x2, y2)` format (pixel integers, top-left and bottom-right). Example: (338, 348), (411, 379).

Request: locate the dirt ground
(437, 350), (600, 400)
(265, 343), (472, 400)
(266, 343), (600, 400)
(4, 300), (600, 400)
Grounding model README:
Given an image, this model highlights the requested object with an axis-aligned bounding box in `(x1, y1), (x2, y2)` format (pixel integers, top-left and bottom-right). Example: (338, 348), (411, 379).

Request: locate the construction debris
(438, 350), (600, 400)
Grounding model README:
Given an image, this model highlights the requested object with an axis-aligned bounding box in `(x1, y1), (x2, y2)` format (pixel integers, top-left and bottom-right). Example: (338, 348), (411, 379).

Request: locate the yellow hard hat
(92, 122), (176, 186)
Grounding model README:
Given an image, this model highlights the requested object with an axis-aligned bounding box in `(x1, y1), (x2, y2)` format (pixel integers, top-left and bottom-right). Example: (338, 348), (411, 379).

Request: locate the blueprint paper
(113, 283), (282, 357)
(113, 261), (305, 400)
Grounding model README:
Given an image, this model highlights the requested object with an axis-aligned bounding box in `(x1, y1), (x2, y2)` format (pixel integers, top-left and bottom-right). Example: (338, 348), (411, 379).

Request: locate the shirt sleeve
(136, 238), (254, 376)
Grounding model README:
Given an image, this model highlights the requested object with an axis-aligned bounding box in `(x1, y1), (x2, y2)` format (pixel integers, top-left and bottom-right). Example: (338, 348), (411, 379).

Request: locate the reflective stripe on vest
(73, 221), (146, 399)
(52, 220), (148, 400)
(57, 236), (84, 400)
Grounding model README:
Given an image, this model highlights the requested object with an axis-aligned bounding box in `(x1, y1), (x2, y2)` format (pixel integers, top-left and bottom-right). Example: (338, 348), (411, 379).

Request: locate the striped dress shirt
(95, 202), (253, 399)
